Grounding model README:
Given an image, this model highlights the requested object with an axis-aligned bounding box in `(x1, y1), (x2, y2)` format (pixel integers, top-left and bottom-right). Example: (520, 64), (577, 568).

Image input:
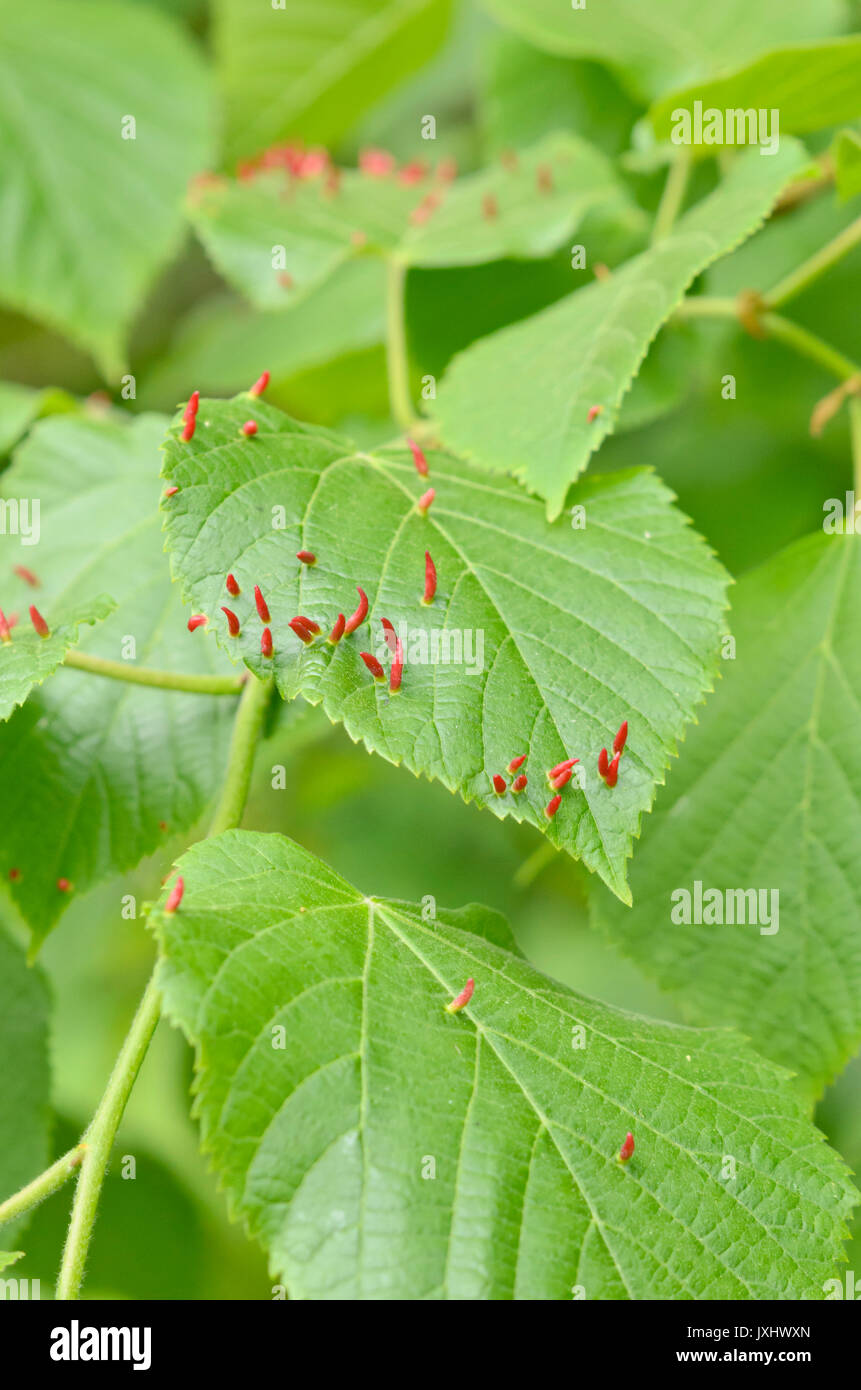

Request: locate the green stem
(652, 150), (691, 243)
(762, 214), (861, 310)
(676, 297), (861, 381)
(385, 256), (416, 433)
(0, 1144), (87, 1229)
(851, 399), (861, 496)
(55, 674), (272, 1300)
(63, 648), (245, 696)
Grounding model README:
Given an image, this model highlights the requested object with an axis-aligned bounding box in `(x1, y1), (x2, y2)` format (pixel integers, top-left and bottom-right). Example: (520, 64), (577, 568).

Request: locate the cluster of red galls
(491, 720), (629, 821)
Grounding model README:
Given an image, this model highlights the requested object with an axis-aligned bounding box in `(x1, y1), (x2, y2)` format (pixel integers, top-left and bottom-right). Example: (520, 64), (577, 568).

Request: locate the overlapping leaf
(650, 38), (861, 153)
(153, 830), (856, 1299)
(0, 595), (114, 721)
(0, 927), (50, 1245)
(834, 129), (861, 203)
(189, 134), (632, 310)
(481, 0), (842, 101)
(213, 0), (454, 164)
(594, 534), (861, 1098)
(0, 414), (236, 946)
(0, 0), (214, 376)
(161, 395), (729, 903)
(434, 142), (808, 518)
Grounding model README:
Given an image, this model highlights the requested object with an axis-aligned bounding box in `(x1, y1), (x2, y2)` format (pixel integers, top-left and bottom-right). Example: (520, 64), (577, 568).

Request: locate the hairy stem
(55, 673), (272, 1300)
(0, 1144), (87, 1229)
(652, 150), (691, 243)
(762, 214), (861, 310)
(676, 297), (860, 381)
(385, 256), (416, 433)
(63, 648), (245, 695)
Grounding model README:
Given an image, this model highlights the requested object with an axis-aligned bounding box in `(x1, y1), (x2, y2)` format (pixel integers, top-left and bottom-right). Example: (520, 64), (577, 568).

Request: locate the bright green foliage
(833, 129), (861, 202)
(161, 395), (729, 904)
(481, 0), (843, 101)
(0, 0), (214, 378)
(0, 928), (50, 1243)
(153, 830), (856, 1300)
(213, 0), (454, 164)
(650, 38), (861, 152)
(188, 134), (630, 309)
(595, 534), (861, 1099)
(435, 141), (808, 518)
(0, 1251), (24, 1271)
(0, 415), (236, 946)
(0, 595), (115, 722)
(0, 383), (76, 457)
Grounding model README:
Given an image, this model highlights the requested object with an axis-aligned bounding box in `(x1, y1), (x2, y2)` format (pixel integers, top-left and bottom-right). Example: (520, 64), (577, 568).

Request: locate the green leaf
(153, 829), (856, 1299)
(833, 128), (861, 202)
(0, 926), (51, 1244)
(0, 595), (115, 722)
(594, 533), (861, 1098)
(480, 0), (843, 101)
(139, 260), (387, 409)
(0, 382), (77, 457)
(650, 38), (861, 154)
(0, 414), (235, 947)
(213, 0), (455, 165)
(0, 1251), (24, 1271)
(0, 0), (214, 377)
(189, 134), (631, 310)
(161, 395), (729, 904)
(435, 141), (808, 519)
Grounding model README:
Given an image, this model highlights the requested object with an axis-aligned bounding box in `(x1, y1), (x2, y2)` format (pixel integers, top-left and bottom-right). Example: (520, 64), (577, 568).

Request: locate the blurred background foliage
(1, 0), (859, 1297)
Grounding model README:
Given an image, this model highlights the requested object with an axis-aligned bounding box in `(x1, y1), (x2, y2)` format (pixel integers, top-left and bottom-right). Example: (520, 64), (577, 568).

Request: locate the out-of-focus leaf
(833, 128), (861, 202)
(0, 926), (51, 1244)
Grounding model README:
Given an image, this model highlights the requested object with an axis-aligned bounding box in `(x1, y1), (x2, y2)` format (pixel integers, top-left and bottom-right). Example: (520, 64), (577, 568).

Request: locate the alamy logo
(50, 1320), (151, 1371)
(374, 621), (484, 676)
(0, 497), (40, 545)
(671, 881), (779, 935)
(671, 102), (780, 156)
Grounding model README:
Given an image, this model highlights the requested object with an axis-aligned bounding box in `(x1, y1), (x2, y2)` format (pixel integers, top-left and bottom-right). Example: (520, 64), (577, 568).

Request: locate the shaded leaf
(594, 533), (861, 1098)
(153, 829), (856, 1299)
(0, 926), (51, 1245)
(833, 128), (861, 202)
(0, 595), (115, 721)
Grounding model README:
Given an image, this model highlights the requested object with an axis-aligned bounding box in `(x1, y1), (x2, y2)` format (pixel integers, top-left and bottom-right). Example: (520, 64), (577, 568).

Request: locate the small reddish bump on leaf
(397, 159), (428, 186)
(350, 229), (367, 247)
(408, 436), (429, 475)
(423, 550), (437, 605)
(344, 586), (368, 635)
(261, 627), (274, 658)
(587, 404), (603, 423)
(598, 747), (609, 779)
(445, 977), (474, 1013)
(593, 262), (611, 281)
(482, 192), (498, 219)
(0, 609), (11, 643)
(619, 1131), (635, 1163)
(28, 605), (50, 638)
(512, 774), (528, 793)
(254, 586), (271, 623)
(57, 878), (71, 892)
(390, 637), (404, 693)
(436, 157), (457, 182)
(9, 868), (20, 880)
(248, 370), (270, 397)
(7, 613), (17, 629)
(327, 612), (346, 645)
(613, 720), (628, 755)
(548, 757), (579, 781)
(552, 768), (572, 790)
(226, 573), (240, 597)
(13, 565), (39, 587)
(163, 485), (179, 498)
(183, 390), (199, 423)
(605, 752), (620, 788)
(537, 163), (553, 192)
(295, 616), (320, 634)
(417, 487), (435, 515)
(181, 416), (196, 442)
(492, 774), (506, 795)
(289, 618), (314, 645)
(158, 821), (168, 831)
(360, 651), (385, 680)
(241, 420), (258, 437)
(221, 606), (240, 637)
(544, 794), (562, 819)
(165, 876), (184, 913)
(187, 614), (208, 632)
(296, 550), (316, 565)
(500, 148), (518, 170)
(359, 147), (395, 177)
(508, 754), (527, 773)
(381, 617), (397, 654)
